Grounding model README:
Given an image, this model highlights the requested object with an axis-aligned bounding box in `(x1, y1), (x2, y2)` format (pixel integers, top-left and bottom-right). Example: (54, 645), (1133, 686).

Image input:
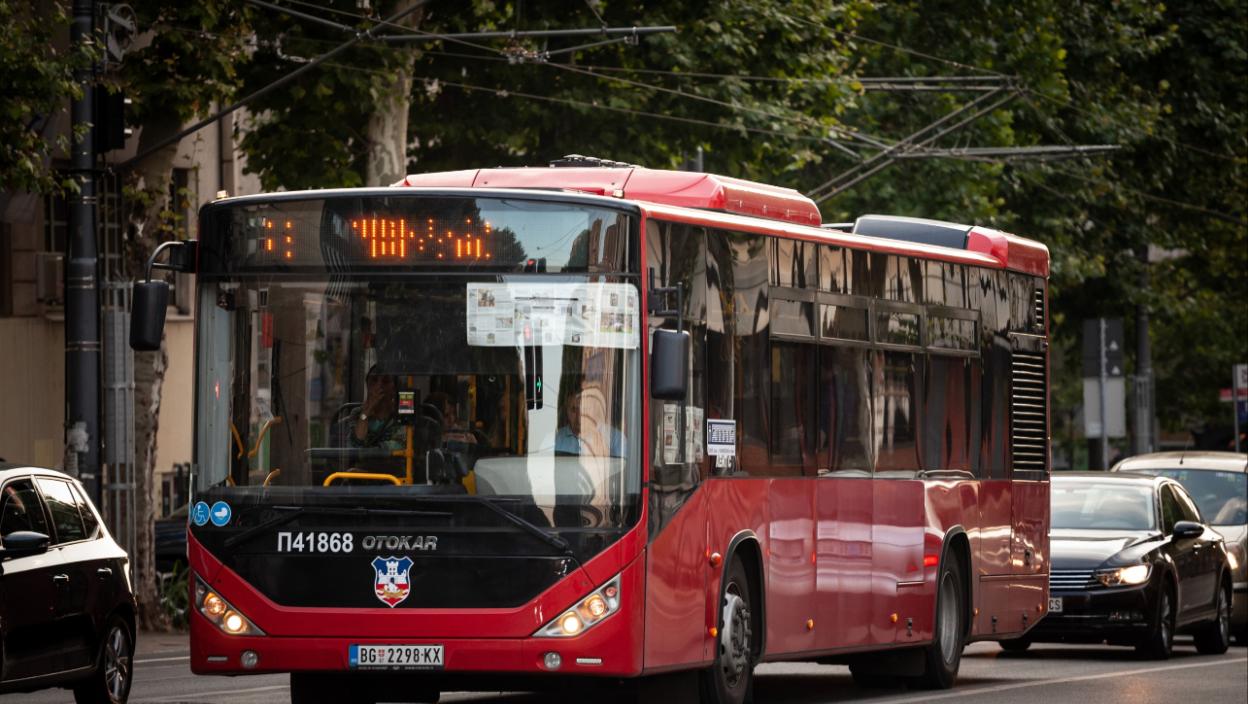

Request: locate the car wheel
(999, 638), (1032, 653)
(73, 616), (133, 704)
(1194, 583), (1232, 655)
(911, 555), (965, 689)
(700, 558), (756, 704)
(1136, 583), (1175, 660)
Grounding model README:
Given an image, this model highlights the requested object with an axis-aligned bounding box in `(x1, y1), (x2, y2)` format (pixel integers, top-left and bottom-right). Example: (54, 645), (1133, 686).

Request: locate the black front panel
(191, 487), (625, 609)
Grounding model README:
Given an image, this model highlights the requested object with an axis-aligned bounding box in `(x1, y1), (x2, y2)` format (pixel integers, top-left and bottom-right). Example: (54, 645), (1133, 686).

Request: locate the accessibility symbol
(191, 501), (210, 527)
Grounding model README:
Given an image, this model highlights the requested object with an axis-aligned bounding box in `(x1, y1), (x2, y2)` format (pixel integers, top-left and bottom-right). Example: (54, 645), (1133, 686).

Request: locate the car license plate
(349, 644), (443, 670)
(1048, 597), (1063, 614)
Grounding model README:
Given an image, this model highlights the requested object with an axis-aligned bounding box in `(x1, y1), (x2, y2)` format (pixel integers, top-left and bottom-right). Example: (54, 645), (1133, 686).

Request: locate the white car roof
(1111, 451), (1248, 474)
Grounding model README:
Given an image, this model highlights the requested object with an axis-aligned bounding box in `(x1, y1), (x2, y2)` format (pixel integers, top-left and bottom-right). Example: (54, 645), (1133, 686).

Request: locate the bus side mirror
(130, 240), (197, 351)
(650, 329), (689, 400)
(130, 281), (169, 351)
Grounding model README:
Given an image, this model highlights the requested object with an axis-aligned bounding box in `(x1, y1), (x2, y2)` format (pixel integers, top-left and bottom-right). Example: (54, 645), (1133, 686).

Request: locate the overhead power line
(119, 0), (431, 169)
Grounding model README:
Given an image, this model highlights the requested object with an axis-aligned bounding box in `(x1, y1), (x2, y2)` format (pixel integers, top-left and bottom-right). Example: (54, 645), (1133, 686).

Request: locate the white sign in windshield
(466, 282), (638, 349)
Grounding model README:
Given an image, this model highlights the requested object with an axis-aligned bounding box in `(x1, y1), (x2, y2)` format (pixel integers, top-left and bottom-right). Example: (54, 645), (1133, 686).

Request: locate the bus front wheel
(701, 558), (756, 704)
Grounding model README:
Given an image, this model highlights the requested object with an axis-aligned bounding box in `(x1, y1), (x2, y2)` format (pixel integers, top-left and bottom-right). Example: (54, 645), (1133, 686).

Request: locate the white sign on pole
(1082, 377), (1127, 438)
(1235, 364), (1247, 390)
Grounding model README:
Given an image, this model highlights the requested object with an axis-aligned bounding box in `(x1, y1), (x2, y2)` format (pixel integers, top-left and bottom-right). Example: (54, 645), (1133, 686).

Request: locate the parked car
(0, 464), (136, 703)
(1004, 472), (1233, 658)
(1112, 451), (1248, 643)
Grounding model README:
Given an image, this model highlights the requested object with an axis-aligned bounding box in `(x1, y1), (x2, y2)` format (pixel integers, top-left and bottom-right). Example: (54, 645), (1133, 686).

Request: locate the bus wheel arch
(722, 532), (765, 659)
(941, 528), (973, 641)
(702, 532), (763, 704)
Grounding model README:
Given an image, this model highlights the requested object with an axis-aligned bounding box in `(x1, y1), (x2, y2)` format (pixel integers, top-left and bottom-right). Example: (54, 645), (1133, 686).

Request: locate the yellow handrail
(262, 468), (281, 486)
(249, 417), (282, 458)
(390, 425), (416, 485)
(323, 472), (401, 487)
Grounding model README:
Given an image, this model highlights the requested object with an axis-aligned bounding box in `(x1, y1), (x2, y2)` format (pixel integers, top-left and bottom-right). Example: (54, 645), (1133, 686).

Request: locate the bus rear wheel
(701, 558), (756, 704)
(911, 555), (965, 690)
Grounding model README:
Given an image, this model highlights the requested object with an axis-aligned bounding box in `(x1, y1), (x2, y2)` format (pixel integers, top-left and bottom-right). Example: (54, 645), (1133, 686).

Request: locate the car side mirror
(1, 530), (50, 557)
(1172, 520), (1203, 539)
(650, 328), (689, 400)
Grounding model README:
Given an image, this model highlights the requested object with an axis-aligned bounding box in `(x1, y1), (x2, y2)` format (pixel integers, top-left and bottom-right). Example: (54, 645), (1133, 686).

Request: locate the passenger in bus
(425, 392), (480, 450)
(555, 380), (626, 457)
(350, 366), (405, 451)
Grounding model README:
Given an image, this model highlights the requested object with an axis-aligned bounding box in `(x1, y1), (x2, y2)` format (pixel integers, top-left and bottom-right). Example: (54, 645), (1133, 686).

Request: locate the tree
(116, 1), (254, 629)
(0, 0), (96, 194)
(823, 0), (1245, 452)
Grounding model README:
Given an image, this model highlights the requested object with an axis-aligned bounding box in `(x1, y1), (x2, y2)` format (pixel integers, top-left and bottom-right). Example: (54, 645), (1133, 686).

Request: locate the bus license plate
(349, 644), (444, 670)
(1048, 597), (1063, 613)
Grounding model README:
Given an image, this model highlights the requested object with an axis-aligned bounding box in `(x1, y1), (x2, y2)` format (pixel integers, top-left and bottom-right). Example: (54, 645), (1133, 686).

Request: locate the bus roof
(394, 163), (1049, 277)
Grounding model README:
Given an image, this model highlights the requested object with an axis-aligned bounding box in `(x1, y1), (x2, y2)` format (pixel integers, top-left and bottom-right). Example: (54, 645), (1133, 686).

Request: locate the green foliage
(836, 0), (1245, 443)
(234, 0), (872, 191)
(0, 0), (98, 194)
(159, 559), (190, 630)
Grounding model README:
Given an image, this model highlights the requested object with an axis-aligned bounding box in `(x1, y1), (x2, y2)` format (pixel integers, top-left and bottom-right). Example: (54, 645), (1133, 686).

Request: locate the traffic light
(94, 89), (131, 153)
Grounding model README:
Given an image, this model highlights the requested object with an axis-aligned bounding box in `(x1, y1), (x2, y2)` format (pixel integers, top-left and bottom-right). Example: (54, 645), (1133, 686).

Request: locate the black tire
(1194, 583), (1232, 655)
(700, 558), (756, 704)
(73, 615), (134, 704)
(999, 638), (1032, 653)
(1136, 582), (1175, 660)
(911, 554), (966, 689)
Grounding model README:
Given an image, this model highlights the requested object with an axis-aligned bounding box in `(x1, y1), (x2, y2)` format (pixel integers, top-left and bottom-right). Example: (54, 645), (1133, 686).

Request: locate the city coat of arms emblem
(371, 555), (414, 607)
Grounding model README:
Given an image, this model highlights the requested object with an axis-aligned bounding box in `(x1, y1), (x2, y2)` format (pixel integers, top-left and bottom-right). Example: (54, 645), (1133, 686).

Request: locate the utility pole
(67, 0), (101, 502)
(1133, 246), (1155, 455)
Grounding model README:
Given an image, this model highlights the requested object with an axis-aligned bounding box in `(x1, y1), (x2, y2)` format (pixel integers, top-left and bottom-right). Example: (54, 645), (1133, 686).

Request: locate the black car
(0, 465), (137, 702)
(1005, 473), (1233, 658)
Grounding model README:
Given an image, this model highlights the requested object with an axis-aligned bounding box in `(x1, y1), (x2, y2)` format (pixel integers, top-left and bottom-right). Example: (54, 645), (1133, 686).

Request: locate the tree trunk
(126, 115), (181, 631)
(365, 0), (424, 186)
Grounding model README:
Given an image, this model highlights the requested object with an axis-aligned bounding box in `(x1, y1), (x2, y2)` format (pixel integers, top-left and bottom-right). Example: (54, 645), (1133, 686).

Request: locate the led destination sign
(200, 195), (632, 273)
(350, 216), (494, 261)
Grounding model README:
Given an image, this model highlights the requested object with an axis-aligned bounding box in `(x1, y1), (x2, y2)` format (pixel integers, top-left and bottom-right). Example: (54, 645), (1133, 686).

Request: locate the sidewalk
(136, 629), (190, 657)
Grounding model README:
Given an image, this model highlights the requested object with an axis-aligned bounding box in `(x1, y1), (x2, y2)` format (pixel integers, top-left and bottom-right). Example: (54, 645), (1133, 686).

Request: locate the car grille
(1049, 569), (1097, 591)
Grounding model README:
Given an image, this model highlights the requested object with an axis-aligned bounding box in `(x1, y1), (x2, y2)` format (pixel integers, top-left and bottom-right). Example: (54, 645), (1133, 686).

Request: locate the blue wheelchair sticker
(191, 501), (210, 527)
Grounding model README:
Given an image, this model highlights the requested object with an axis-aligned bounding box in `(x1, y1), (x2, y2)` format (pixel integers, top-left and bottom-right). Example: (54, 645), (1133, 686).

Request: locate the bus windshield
(193, 196), (641, 532)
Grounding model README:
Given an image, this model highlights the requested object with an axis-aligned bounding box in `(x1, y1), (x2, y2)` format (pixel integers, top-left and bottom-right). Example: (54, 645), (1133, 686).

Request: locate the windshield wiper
(467, 495), (576, 558)
(223, 504), (452, 550)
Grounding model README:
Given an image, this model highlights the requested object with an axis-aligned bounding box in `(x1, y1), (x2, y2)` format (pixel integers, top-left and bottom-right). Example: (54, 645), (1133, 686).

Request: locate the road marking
(877, 656), (1248, 704)
(139, 683), (288, 702)
(135, 655), (190, 665)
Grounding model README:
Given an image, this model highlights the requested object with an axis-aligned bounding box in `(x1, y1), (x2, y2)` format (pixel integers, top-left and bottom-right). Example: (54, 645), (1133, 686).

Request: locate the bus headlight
(1096, 564), (1151, 587)
(535, 574), (621, 638)
(195, 577), (266, 637)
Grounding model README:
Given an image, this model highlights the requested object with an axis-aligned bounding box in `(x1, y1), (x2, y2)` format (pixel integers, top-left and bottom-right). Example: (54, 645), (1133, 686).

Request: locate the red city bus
(146, 158), (1050, 703)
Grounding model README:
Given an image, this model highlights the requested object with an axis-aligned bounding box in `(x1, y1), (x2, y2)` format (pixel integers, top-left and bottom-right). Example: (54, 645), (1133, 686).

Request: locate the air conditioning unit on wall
(35, 252), (64, 304)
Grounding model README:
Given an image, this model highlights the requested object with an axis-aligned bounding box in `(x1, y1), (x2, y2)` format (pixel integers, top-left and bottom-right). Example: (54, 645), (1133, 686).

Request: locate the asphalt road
(12, 638), (1247, 703)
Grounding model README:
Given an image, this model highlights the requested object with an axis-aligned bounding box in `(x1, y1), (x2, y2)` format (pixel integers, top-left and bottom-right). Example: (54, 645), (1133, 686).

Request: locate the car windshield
(1051, 481), (1156, 530)
(193, 195), (642, 531)
(1130, 469), (1247, 525)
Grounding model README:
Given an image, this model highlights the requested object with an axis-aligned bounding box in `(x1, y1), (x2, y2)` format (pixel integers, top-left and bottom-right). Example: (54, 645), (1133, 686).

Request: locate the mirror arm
(144, 239), (199, 281)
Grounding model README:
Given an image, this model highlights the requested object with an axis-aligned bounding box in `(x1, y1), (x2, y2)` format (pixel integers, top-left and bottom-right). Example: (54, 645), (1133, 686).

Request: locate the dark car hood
(1050, 529), (1163, 570)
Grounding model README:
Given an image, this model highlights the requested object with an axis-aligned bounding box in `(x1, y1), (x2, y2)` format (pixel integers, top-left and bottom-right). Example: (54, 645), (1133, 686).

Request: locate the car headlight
(1096, 564), (1152, 587)
(195, 576), (265, 636)
(534, 574), (621, 638)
